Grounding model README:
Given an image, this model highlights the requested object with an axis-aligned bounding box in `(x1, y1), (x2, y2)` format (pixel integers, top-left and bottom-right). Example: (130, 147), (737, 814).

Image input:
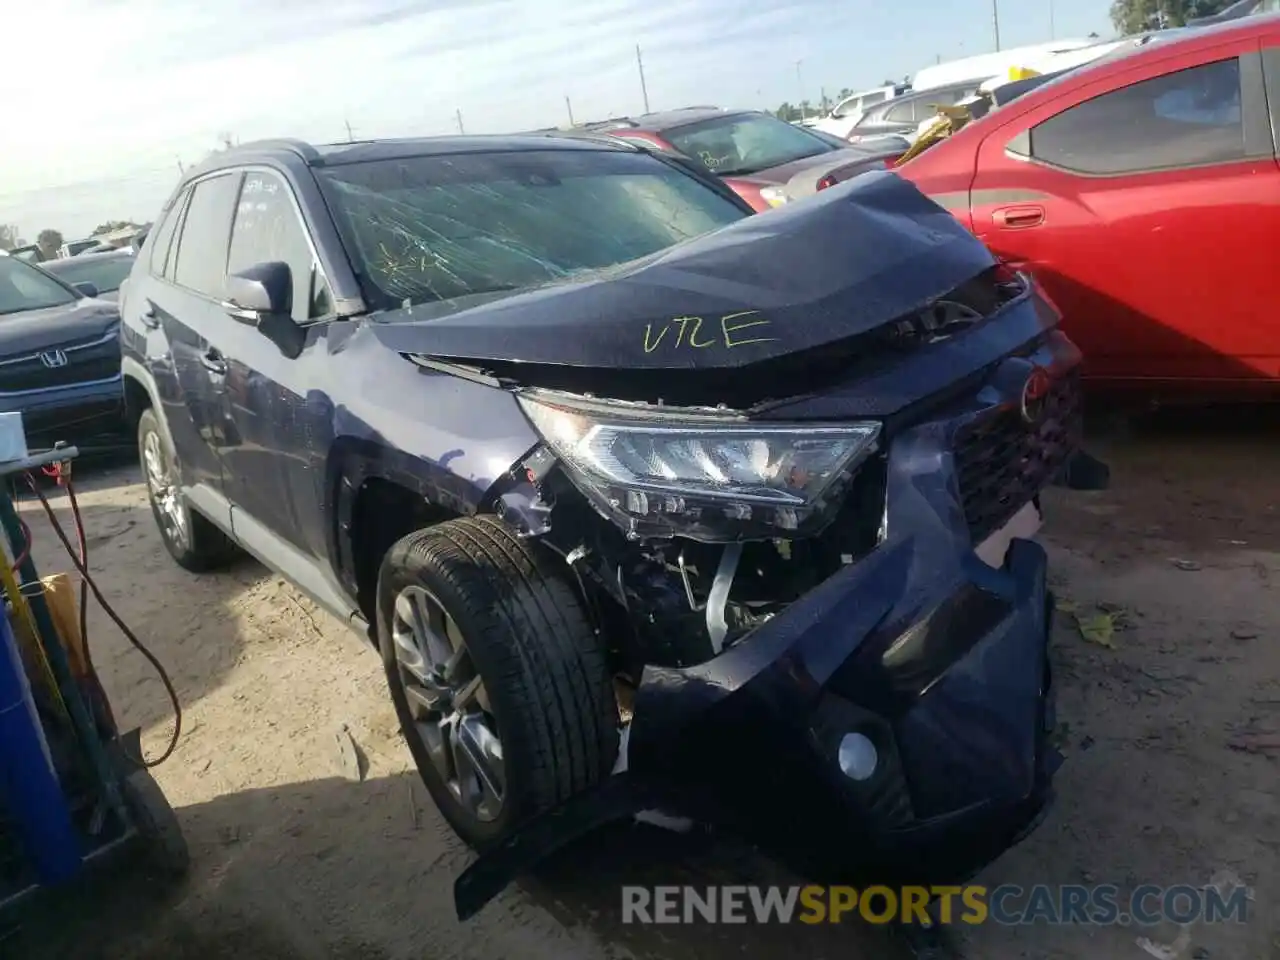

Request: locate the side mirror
(222, 261), (292, 322)
(73, 281), (100, 299)
(222, 261), (304, 359)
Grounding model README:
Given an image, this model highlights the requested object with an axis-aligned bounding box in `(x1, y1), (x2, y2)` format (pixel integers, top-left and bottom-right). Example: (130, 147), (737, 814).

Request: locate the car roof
(901, 79), (987, 98)
(182, 133), (638, 183)
(42, 249), (134, 267)
(578, 107), (764, 134)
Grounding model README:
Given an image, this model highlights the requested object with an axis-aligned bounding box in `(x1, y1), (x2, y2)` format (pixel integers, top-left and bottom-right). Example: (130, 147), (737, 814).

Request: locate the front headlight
(518, 395), (880, 542)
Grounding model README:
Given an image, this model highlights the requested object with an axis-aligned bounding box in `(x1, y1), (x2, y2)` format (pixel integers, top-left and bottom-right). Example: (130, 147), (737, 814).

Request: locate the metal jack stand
(0, 445), (187, 934)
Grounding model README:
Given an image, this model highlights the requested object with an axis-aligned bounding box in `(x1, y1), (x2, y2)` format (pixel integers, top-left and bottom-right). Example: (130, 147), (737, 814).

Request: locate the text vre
(642, 311), (776, 354)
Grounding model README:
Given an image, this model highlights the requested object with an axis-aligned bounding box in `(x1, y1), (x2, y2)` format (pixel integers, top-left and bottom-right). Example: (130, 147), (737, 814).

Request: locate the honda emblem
(39, 349), (68, 369)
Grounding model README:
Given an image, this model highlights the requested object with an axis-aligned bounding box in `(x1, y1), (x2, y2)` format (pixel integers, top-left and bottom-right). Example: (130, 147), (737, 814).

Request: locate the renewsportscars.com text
(621, 884), (1251, 926)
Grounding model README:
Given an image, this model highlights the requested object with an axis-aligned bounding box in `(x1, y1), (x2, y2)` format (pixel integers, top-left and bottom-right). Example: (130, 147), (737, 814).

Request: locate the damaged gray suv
(119, 134), (1088, 923)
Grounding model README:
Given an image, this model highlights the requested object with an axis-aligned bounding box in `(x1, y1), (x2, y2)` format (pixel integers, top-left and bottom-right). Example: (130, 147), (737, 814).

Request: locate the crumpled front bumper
(455, 341), (1077, 921)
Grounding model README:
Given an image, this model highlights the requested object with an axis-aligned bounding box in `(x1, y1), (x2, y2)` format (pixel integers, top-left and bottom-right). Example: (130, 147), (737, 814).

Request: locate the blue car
(118, 133), (1089, 924)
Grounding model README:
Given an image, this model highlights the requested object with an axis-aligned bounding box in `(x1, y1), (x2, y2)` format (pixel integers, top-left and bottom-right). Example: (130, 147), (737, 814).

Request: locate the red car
(591, 108), (904, 212)
(898, 16), (1280, 401)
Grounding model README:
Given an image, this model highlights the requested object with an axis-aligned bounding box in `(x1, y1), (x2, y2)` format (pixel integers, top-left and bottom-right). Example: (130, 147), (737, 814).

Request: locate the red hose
(25, 471), (179, 766)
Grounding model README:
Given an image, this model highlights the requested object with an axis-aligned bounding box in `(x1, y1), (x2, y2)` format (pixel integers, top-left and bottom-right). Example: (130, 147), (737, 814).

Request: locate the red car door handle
(993, 205), (1044, 228)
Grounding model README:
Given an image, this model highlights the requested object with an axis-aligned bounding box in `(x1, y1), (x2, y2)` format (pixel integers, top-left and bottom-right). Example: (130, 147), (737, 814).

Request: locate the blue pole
(0, 612), (82, 883)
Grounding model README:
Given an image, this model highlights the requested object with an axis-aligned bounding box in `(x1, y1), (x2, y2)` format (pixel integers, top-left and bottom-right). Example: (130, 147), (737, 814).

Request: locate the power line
(0, 166), (178, 202)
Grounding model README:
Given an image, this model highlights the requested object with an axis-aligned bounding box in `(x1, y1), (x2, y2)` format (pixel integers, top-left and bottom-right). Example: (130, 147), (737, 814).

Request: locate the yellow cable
(1, 533), (68, 718)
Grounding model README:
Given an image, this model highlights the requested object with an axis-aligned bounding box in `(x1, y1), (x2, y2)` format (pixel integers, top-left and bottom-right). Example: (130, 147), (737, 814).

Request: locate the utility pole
(1049, 0), (1055, 39)
(992, 0), (1001, 51)
(795, 60), (805, 120)
(344, 119), (355, 142)
(176, 155), (185, 175)
(455, 108), (465, 134)
(565, 96), (575, 126)
(635, 44), (651, 113)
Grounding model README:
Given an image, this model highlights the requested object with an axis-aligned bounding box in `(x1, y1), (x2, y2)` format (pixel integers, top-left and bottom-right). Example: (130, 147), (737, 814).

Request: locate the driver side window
(226, 171), (333, 323)
(1024, 58), (1245, 175)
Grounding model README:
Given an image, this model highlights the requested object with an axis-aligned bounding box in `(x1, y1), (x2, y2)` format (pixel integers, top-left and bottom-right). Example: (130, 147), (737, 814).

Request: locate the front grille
(954, 371), (1081, 543)
(0, 333), (120, 393)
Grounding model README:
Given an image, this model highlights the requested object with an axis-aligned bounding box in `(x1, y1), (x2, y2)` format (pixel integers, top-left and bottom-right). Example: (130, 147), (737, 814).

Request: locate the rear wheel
(138, 408), (237, 572)
(376, 515), (618, 848)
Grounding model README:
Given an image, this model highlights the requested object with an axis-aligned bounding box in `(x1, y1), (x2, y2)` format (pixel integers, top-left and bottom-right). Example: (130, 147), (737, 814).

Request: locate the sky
(1, 0), (1113, 239)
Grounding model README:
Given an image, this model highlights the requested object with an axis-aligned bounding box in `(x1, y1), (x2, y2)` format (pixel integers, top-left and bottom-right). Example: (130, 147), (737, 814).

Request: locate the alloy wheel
(391, 585), (505, 822)
(142, 428), (188, 551)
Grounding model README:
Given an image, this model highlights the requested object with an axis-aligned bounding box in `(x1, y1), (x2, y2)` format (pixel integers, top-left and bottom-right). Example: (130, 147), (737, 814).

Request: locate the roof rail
(579, 117), (639, 131)
(224, 138), (321, 163)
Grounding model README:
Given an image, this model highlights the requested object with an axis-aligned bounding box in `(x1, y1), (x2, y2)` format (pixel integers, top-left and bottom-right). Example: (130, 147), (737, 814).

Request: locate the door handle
(200, 349), (228, 375)
(992, 205), (1045, 228)
(140, 302), (160, 330)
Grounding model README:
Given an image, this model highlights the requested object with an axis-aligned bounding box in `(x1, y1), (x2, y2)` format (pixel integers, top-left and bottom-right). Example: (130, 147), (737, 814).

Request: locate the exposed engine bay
(487, 265), (1041, 677)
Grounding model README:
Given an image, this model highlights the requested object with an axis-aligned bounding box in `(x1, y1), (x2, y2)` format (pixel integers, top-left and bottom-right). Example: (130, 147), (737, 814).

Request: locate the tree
(1109, 0), (1235, 34)
(36, 229), (63, 258)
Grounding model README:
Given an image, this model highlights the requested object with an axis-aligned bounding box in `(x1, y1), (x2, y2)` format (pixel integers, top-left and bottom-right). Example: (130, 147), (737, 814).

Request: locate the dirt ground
(4, 408), (1278, 960)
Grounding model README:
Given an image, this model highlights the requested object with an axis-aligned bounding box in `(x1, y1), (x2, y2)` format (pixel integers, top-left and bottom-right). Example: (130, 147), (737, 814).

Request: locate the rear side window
(885, 99), (918, 123)
(172, 173), (241, 297)
(1025, 58), (1244, 175)
(227, 172), (331, 322)
(147, 189), (187, 278)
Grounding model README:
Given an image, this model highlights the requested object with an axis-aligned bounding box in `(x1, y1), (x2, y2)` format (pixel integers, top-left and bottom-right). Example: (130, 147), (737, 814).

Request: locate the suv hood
(0, 298), (119, 357)
(372, 171), (994, 377)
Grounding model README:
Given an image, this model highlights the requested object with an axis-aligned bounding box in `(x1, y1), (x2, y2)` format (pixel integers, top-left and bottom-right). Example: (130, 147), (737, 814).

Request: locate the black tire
(120, 767), (190, 879)
(137, 408), (237, 572)
(377, 515), (619, 849)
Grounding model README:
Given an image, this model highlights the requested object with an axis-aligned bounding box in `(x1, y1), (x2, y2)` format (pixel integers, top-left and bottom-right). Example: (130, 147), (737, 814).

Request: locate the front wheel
(376, 515), (619, 849)
(138, 408), (237, 572)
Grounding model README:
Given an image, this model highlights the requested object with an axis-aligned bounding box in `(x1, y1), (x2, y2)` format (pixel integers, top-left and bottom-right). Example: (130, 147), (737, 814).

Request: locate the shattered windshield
(318, 148), (747, 310)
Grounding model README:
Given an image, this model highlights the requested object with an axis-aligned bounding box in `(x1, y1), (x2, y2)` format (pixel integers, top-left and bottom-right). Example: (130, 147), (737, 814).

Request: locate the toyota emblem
(1020, 367), (1052, 425)
(39, 349), (68, 369)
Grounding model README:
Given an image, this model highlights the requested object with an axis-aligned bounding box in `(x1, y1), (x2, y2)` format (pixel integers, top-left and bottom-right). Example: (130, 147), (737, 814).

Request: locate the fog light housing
(837, 732), (878, 781)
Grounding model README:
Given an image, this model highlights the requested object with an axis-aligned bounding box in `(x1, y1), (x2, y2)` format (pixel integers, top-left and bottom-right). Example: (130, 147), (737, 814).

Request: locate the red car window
(1020, 58), (1245, 175)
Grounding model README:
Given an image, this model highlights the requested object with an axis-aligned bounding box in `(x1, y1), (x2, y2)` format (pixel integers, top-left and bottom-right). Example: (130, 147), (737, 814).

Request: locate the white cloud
(0, 0), (1112, 237)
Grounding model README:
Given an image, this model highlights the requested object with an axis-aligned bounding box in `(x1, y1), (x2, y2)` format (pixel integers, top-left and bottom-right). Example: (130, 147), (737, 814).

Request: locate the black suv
(0, 252), (125, 451)
(120, 135), (1084, 919)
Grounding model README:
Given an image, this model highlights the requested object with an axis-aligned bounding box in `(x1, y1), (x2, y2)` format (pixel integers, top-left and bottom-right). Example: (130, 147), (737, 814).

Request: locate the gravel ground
(5, 408), (1278, 960)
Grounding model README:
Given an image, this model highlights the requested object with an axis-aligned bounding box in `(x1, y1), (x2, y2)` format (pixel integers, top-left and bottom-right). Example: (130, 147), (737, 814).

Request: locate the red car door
(968, 35), (1280, 390)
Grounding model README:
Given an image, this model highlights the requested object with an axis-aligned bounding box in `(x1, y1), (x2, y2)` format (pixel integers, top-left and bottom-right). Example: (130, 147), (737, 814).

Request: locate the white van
(810, 83), (910, 140)
(911, 40), (1098, 91)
